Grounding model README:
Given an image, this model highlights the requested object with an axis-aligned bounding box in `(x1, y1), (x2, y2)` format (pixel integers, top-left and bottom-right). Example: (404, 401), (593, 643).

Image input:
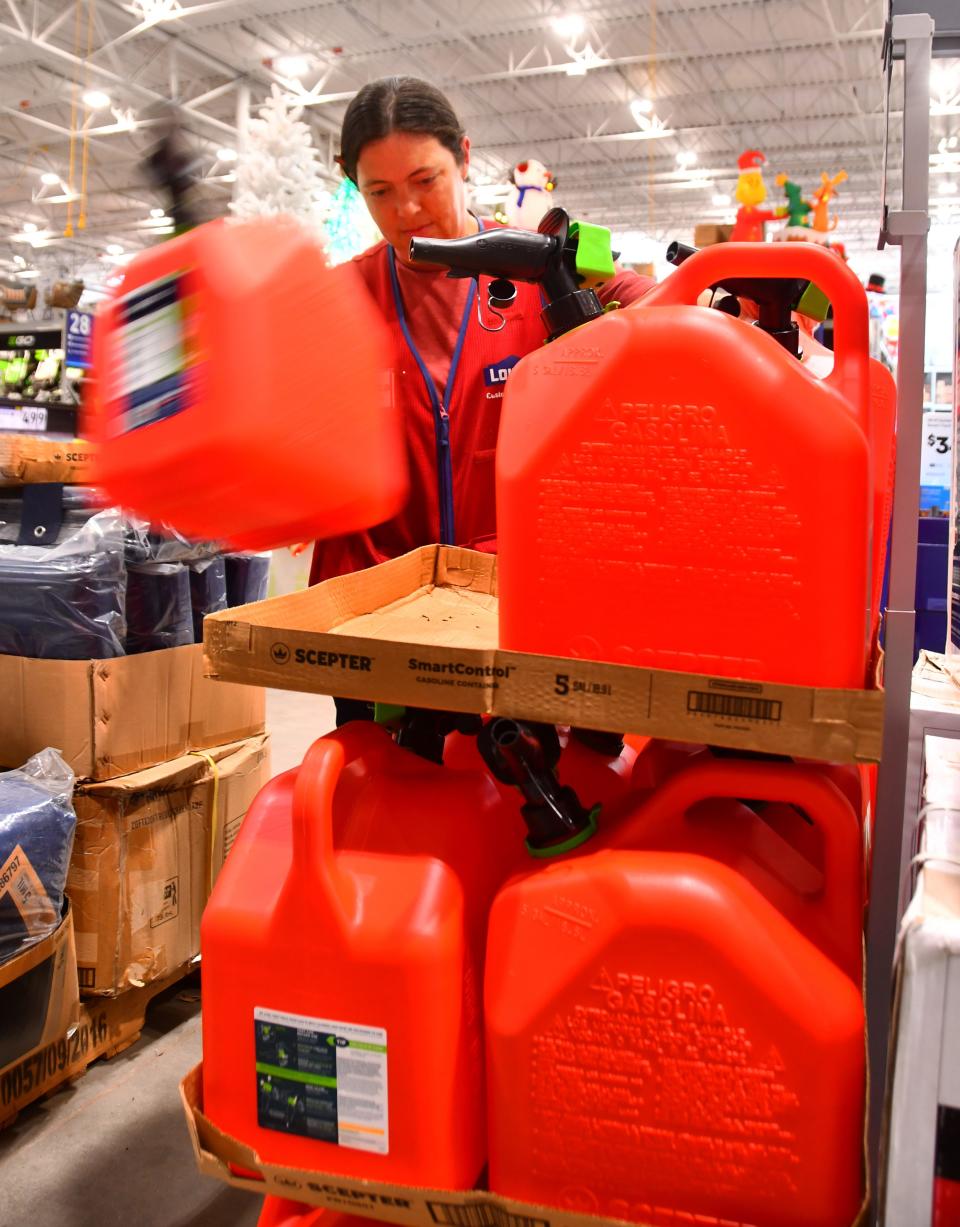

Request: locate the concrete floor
(0, 688), (336, 1227)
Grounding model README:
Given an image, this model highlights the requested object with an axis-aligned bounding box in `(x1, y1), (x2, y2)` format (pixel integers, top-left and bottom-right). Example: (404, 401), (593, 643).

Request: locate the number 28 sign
(65, 309), (94, 369)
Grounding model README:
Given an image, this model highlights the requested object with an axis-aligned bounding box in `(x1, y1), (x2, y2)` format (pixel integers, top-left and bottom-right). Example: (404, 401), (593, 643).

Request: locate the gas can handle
(611, 758), (863, 976)
(292, 736), (356, 919)
(638, 243), (870, 432)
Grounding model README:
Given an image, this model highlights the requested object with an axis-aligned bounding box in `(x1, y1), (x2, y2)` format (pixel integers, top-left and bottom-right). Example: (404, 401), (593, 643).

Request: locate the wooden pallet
(0, 960), (199, 1129)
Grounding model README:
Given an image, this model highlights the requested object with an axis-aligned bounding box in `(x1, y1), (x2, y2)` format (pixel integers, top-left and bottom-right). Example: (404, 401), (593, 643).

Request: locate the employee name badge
(113, 273), (194, 434)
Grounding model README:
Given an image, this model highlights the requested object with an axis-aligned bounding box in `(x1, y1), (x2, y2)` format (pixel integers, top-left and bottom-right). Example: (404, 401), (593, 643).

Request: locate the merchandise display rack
(0, 317), (89, 437)
(869, 5), (957, 1219)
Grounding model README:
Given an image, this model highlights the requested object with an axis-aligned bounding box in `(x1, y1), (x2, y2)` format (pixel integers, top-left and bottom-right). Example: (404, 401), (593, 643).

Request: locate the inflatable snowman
(504, 159), (558, 230)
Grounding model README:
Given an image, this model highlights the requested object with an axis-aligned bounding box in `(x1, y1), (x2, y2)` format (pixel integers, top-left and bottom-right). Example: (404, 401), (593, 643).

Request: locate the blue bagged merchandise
(189, 555), (227, 642)
(0, 749), (76, 963)
(0, 507), (126, 659)
(224, 552), (270, 608)
(125, 562), (194, 653)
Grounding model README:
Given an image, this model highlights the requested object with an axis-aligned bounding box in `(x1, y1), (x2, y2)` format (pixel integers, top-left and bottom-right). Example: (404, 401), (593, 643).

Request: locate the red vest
(310, 236), (549, 583)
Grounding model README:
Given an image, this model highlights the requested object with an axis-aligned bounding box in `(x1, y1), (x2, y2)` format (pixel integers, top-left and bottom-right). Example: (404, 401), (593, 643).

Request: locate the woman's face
(355, 131), (472, 261)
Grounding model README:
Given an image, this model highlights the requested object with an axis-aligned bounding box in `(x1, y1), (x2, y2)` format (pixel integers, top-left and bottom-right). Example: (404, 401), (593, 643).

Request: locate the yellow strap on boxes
(188, 751), (221, 897)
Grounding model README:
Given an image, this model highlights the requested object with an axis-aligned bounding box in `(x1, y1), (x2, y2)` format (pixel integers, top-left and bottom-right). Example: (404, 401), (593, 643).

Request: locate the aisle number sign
(921, 408), (953, 515)
(65, 309), (94, 370)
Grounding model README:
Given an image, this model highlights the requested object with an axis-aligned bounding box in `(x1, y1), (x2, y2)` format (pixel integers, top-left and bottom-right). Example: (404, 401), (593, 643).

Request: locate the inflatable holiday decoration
(505, 159), (558, 230)
(776, 173), (813, 228)
(730, 148), (786, 242)
(812, 170), (848, 232)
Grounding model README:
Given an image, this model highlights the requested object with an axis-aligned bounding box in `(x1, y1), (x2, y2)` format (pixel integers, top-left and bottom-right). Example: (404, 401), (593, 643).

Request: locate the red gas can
(202, 724), (525, 1187)
(89, 217), (406, 550)
(486, 757), (865, 1227)
(497, 243), (874, 687)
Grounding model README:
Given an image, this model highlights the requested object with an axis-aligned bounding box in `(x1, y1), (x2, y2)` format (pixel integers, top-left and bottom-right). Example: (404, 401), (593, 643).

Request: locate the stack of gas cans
(200, 242), (887, 1227)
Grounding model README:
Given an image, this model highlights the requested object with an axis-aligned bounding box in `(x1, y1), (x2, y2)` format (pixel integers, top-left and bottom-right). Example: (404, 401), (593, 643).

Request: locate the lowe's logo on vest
(483, 355), (520, 399)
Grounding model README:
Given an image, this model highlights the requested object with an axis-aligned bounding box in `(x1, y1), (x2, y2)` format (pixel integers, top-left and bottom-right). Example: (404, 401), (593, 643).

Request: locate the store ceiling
(0, 0), (955, 288)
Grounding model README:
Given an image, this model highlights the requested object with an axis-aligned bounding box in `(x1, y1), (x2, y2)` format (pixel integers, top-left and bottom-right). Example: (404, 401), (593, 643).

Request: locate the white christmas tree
(230, 85), (327, 229)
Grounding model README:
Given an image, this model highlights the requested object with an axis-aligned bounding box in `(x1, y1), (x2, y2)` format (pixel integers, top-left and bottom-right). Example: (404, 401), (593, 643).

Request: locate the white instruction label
(114, 273), (189, 433)
(254, 1006), (388, 1154)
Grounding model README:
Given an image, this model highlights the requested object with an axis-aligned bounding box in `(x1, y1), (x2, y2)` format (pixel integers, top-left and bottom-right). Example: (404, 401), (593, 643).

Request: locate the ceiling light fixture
(83, 89), (111, 109)
(40, 171), (60, 185)
(552, 13), (585, 39)
(630, 97), (653, 122)
(150, 207), (166, 218)
(275, 53), (310, 78)
(676, 150), (697, 168)
(223, 172), (237, 183)
(217, 147), (238, 162)
(131, 0), (183, 20)
(22, 222), (37, 233)
(106, 243), (124, 256)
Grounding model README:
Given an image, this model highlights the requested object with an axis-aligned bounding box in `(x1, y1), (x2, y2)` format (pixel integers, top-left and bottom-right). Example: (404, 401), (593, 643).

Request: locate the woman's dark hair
(339, 77), (466, 184)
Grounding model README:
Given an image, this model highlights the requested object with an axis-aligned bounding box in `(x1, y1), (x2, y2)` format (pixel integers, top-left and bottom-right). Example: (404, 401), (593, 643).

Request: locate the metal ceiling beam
(95, 0), (343, 139)
(452, 29), (885, 87)
(255, 0), (857, 64)
(0, 15), (239, 135)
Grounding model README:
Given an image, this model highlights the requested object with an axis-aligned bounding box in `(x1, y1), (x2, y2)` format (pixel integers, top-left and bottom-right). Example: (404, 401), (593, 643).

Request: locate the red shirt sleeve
(597, 269), (657, 307)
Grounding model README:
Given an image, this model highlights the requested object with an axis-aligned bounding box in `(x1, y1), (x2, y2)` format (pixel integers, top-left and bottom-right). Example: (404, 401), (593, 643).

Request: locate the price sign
(920, 407), (953, 513)
(65, 309), (94, 369)
(0, 403), (48, 432)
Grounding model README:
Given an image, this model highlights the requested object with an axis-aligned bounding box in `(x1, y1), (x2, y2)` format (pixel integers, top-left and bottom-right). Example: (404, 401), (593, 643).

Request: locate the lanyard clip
(477, 277), (517, 333)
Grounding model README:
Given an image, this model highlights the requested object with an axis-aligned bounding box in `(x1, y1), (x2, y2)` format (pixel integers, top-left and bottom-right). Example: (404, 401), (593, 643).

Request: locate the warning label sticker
(254, 1007), (388, 1154)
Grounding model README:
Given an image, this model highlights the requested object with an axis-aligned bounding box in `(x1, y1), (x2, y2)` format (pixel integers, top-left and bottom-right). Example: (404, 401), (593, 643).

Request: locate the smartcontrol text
(408, 658), (514, 679)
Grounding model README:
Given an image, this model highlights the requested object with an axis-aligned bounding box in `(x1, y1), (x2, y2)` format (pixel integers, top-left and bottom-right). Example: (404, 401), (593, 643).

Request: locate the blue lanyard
(388, 245), (476, 547)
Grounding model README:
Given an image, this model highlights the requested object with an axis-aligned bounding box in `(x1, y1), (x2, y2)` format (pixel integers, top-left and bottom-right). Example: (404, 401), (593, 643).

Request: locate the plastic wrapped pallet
(0, 749), (77, 964)
(224, 552), (270, 608)
(125, 561), (194, 653)
(189, 555), (228, 642)
(0, 507), (127, 659)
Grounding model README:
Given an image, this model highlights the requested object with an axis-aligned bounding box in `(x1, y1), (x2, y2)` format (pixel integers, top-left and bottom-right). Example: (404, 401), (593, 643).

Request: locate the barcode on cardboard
(686, 691), (782, 723)
(427, 1203), (548, 1227)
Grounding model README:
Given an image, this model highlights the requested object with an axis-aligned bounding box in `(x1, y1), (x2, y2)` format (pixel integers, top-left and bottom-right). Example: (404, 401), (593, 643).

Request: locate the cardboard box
(0, 642), (266, 781)
(694, 223), (733, 247)
(0, 434), (96, 486)
(0, 903), (78, 1073)
(880, 766), (960, 1224)
(1, 961), (194, 1127)
(205, 545), (883, 764)
(68, 734), (270, 995)
(181, 1063), (868, 1227)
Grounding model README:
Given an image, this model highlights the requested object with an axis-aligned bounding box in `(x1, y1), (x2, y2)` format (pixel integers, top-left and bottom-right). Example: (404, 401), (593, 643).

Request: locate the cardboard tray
(0, 960), (196, 1128)
(0, 904), (78, 1075)
(204, 545), (884, 764)
(181, 1063), (868, 1227)
(0, 434), (95, 486)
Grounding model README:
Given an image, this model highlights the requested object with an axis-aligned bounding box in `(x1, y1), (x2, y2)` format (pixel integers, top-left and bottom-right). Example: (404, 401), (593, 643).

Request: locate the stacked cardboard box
(70, 733), (270, 995)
